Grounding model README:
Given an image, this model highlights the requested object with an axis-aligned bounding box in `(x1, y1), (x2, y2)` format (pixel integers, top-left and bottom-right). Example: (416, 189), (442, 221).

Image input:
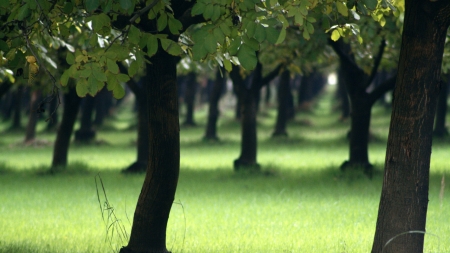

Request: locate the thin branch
(130, 0), (160, 24)
(367, 39), (386, 86)
(260, 63), (283, 88)
(328, 38), (360, 71)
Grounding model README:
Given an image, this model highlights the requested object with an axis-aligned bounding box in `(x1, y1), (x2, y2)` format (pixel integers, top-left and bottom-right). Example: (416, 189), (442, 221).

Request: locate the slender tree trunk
(24, 90), (42, 143)
(93, 87), (111, 127)
(75, 96), (96, 142)
(0, 80), (12, 99)
(11, 86), (24, 129)
(183, 72), (197, 126)
(204, 68), (226, 140)
(120, 50), (179, 253)
(272, 70), (291, 137)
(433, 80), (448, 137)
(51, 85), (81, 169)
(371, 2), (450, 252)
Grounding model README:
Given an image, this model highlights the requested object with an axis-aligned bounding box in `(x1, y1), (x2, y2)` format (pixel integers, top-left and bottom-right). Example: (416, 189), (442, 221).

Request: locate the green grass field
(0, 88), (448, 253)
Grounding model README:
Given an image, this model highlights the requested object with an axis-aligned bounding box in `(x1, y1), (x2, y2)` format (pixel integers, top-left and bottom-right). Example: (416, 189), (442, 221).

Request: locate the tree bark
(46, 93), (59, 131)
(120, 50), (179, 253)
(204, 67), (226, 141)
(11, 86), (24, 130)
(272, 70), (291, 137)
(51, 85), (81, 169)
(371, 2), (450, 252)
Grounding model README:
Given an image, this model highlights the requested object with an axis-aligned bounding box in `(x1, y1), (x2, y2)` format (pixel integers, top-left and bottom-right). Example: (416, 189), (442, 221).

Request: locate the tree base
(234, 159), (261, 171)
(340, 160), (374, 178)
(203, 135), (220, 142)
(433, 127), (449, 138)
(122, 161), (147, 174)
(74, 129), (96, 142)
(182, 121), (196, 127)
(272, 131), (288, 137)
(119, 246), (171, 253)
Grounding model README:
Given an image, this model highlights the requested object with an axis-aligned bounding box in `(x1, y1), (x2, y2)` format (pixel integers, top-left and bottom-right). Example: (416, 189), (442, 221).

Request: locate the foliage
(1, 0), (396, 99)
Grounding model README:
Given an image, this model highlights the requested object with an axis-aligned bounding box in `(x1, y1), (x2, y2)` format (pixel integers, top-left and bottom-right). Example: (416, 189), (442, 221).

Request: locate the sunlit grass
(0, 88), (449, 252)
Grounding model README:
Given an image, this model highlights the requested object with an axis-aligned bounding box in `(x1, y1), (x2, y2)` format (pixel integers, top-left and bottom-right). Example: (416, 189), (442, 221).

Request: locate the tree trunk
(371, 2), (450, 252)
(51, 85), (81, 169)
(93, 87), (112, 127)
(433, 79), (448, 137)
(11, 86), (24, 130)
(74, 96), (96, 142)
(337, 65), (350, 120)
(231, 64), (262, 170)
(46, 93), (59, 131)
(123, 82), (149, 173)
(24, 89), (42, 143)
(204, 68), (226, 140)
(120, 50), (179, 253)
(183, 72), (197, 126)
(272, 70), (291, 137)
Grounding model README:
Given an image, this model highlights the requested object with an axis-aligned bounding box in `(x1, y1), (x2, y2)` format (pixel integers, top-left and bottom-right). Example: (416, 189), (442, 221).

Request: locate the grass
(0, 87), (449, 252)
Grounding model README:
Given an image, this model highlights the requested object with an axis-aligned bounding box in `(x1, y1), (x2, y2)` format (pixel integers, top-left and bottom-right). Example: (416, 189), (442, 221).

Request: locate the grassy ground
(0, 87), (448, 252)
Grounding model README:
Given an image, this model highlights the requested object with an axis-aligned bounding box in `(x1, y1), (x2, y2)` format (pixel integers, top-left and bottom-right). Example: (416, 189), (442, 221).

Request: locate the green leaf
(265, 27), (280, 44)
(112, 83), (125, 99)
(192, 43), (208, 61)
(120, 0), (132, 10)
(85, 0), (99, 12)
(211, 5), (222, 21)
(223, 58), (232, 72)
(91, 13), (111, 33)
(79, 67), (92, 78)
(331, 30), (340, 41)
(17, 4), (31, 21)
(302, 29), (310, 40)
(306, 22), (314, 34)
(60, 70), (70, 86)
(213, 28), (225, 45)
(157, 13), (168, 32)
(237, 43), (257, 70)
(363, 0), (377, 10)
(254, 24), (266, 43)
(107, 59), (119, 74)
(191, 2), (206, 16)
(276, 28), (286, 44)
(116, 73), (130, 83)
(161, 39), (182, 56)
(66, 52), (75, 65)
(204, 35), (217, 54)
(246, 21), (257, 38)
(93, 67), (107, 82)
(204, 4), (214, 20)
(219, 22), (231, 36)
(76, 79), (89, 97)
(336, 2), (348, 17)
(147, 35), (158, 57)
(62, 2), (73, 14)
(0, 40), (9, 53)
(128, 25), (141, 43)
(87, 76), (100, 96)
(128, 61), (139, 77)
(228, 38), (241, 56)
(242, 36), (259, 51)
(168, 17), (182, 35)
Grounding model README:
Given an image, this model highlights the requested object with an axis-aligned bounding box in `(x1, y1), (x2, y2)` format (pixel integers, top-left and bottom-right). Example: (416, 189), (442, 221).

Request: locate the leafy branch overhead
(1, 0), (396, 98)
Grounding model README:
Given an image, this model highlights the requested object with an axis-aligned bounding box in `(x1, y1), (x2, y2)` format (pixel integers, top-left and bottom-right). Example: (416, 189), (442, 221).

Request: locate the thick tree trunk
(371, 2), (450, 253)
(183, 72), (197, 126)
(11, 86), (24, 130)
(204, 68), (226, 140)
(433, 80), (448, 137)
(120, 50), (179, 253)
(51, 85), (81, 169)
(24, 90), (42, 143)
(74, 96), (96, 142)
(272, 70), (291, 137)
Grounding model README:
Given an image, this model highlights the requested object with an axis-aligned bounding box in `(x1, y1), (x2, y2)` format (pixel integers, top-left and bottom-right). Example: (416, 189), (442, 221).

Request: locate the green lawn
(0, 89), (448, 252)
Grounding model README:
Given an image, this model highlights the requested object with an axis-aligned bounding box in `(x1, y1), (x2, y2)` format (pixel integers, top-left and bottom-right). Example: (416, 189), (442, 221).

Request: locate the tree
(203, 67), (226, 141)
(371, 1), (450, 252)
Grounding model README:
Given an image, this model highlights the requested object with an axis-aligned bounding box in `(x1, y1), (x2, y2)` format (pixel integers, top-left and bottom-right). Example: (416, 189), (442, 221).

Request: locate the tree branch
(259, 63), (283, 89)
(129, 0), (160, 24)
(368, 75), (396, 106)
(328, 38), (360, 72)
(367, 39), (386, 86)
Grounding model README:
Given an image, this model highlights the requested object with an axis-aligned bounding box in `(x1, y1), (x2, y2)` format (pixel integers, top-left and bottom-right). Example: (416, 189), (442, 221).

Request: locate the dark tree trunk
(51, 85), (81, 169)
(330, 38), (395, 176)
(0, 80), (12, 99)
(24, 90), (42, 143)
(46, 93), (59, 131)
(183, 72), (197, 126)
(371, 2), (450, 253)
(93, 87), (112, 127)
(123, 78), (149, 174)
(11, 86), (24, 130)
(230, 64), (262, 170)
(120, 50), (180, 253)
(433, 79), (448, 137)
(272, 70), (291, 137)
(204, 68), (226, 140)
(337, 65), (351, 120)
(74, 96), (96, 142)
